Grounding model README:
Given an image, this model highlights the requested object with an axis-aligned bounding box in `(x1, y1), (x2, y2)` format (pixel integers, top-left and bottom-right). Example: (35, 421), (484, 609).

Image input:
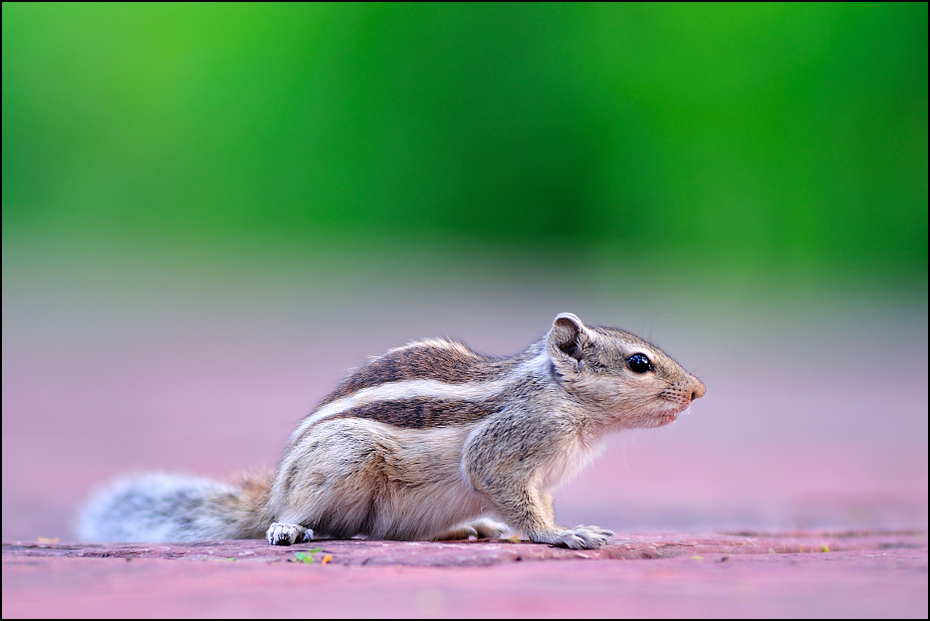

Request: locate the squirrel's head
(546, 312), (705, 429)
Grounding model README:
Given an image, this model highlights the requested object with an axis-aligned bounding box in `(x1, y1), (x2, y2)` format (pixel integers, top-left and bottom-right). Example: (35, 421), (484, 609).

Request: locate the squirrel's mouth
(645, 403), (689, 428)
(650, 411), (678, 427)
(630, 410), (678, 429)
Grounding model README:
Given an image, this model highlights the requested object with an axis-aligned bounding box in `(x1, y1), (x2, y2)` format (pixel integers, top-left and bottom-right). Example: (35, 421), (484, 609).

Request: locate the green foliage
(2, 3), (926, 283)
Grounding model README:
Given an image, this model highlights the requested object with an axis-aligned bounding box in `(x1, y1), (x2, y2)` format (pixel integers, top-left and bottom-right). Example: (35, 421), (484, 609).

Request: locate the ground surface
(4, 531), (927, 618)
(3, 263), (927, 617)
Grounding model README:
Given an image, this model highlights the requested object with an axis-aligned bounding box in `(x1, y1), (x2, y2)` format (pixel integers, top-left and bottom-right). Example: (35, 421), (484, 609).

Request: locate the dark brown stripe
(326, 397), (502, 429)
(317, 340), (539, 407)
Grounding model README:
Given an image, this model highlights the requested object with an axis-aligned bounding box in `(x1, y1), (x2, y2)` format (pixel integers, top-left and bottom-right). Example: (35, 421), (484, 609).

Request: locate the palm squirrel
(78, 312), (705, 550)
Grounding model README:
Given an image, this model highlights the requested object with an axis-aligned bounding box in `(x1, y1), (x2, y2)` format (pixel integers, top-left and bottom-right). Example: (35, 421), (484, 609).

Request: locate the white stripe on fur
(290, 351), (551, 443)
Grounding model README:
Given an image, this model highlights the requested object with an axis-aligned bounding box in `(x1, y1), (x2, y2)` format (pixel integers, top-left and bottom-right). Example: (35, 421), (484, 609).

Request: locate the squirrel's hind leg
(434, 518), (510, 541)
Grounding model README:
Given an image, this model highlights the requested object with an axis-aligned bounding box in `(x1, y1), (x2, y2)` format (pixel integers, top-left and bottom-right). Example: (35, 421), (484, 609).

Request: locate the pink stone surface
(2, 265), (927, 617)
(3, 534), (927, 618)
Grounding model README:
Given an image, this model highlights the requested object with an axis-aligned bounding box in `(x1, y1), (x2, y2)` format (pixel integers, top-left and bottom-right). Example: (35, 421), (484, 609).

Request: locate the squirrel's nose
(690, 379), (706, 401)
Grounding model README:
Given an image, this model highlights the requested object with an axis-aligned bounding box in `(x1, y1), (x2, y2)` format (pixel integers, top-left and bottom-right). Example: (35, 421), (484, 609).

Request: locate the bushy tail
(77, 472), (271, 542)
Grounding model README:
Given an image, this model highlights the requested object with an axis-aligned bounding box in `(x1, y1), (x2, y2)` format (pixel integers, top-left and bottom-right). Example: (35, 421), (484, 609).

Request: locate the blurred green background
(2, 2), (927, 289)
(3, 3), (928, 547)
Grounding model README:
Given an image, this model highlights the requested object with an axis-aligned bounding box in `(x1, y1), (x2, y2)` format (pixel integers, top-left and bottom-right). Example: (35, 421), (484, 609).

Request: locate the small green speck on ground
(294, 549), (323, 564)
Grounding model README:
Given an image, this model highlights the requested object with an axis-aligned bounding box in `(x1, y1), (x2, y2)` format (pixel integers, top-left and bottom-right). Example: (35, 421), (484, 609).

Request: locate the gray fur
(78, 313), (705, 549)
(79, 474), (235, 542)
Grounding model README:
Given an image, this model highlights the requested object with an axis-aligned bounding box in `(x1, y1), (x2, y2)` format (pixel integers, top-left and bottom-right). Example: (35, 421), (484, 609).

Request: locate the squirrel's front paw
(266, 522), (314, 546)
(531, 525), (614, 550)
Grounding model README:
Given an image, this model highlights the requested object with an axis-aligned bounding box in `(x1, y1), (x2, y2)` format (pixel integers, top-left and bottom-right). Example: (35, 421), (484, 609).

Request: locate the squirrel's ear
(548, 313), (590, 362)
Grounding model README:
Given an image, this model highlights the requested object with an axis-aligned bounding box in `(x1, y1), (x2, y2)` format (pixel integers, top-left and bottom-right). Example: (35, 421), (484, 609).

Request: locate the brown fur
(263, 313), (705, 549)
(79, 313), (704, 550)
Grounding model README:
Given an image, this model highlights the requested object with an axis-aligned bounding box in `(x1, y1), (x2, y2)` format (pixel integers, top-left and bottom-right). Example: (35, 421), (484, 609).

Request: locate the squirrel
(78, 312), (705, 550)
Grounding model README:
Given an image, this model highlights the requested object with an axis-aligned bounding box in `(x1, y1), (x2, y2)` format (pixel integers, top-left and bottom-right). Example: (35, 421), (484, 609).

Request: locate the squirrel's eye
(626, 353), (653, 374)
